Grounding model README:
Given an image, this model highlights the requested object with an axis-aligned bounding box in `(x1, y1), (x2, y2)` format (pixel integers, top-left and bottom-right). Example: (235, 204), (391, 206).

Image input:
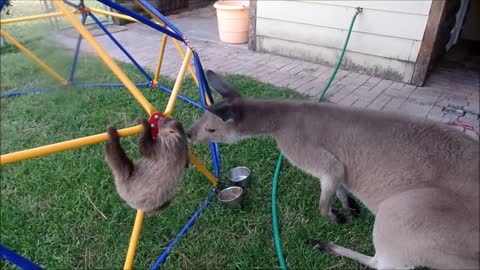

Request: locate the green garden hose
(271, 8), (362, 270)
(272, 153), (287, 269)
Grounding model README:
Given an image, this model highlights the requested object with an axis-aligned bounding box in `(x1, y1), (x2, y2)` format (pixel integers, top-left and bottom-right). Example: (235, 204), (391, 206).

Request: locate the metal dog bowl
(218, 186), (244, 208)
(227, 166), (252, 188)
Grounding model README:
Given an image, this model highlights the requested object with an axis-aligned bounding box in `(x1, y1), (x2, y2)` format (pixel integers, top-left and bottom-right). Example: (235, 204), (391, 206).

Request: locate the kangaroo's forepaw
(346, 196), (361, 218)
(308, 240), (335, 254)
(329, 208), (347, 224)
(349, 208), (361, 219)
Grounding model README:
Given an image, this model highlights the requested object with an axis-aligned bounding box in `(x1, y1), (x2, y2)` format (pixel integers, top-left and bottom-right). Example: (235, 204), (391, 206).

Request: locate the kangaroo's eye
(206, 128), (216, 133)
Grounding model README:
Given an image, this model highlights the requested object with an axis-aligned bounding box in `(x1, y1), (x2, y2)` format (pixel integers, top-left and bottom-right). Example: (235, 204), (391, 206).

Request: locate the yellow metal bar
(0, 29), (68, 85)
(164, 48), (193, 116)
(123, 3), (216, 181)
(133, 0), (201, 88)
(153, 33), (168, 84)
(88, 7), (138, 23)
(171, 41), (213, 106)
(0, 10), (79, 25)
(189, 152), (218, 186)
(173, 40), (212, 106)
(133, 0), (167, 86)
(53, 0), (156, 115)
(171, 40), (200, 88)
(0, 125), (142, 166)
(123, 210), (145, 270)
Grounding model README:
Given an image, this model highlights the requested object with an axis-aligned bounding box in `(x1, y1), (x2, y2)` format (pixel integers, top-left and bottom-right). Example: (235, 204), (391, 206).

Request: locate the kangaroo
(105, 117), (189, 215)
(187, 70), (480, 269)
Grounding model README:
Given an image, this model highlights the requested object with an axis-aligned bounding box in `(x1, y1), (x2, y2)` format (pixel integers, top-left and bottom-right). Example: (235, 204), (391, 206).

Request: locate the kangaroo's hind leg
(313, 188), (479, 269)
(372, 188), (479, 270)
(310, 188), (479, 270)
(336, 185), (361, 218)
(105, 126), (134, 179)
(310, 240), (378, 269)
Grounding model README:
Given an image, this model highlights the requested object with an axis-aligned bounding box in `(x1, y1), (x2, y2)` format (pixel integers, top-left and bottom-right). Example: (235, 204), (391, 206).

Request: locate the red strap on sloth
(148, 112), (165, 139)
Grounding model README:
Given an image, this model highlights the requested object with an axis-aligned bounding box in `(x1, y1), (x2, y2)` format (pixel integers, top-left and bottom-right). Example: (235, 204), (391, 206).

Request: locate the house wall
(255, 1), (433, 83)
(189, 0), (215, 9)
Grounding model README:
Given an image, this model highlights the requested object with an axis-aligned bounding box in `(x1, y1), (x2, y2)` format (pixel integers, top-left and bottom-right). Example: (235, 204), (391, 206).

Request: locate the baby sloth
(104, 116), (189, 215)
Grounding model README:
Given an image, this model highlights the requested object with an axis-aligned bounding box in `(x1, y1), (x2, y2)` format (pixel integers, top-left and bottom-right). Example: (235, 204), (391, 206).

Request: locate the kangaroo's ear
(207, 101), (242, 123)
(206, 70), (241, 99)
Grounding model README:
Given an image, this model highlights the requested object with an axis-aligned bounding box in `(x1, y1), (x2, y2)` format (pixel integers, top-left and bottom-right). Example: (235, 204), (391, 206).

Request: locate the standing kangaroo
(187, 70), (480, 270)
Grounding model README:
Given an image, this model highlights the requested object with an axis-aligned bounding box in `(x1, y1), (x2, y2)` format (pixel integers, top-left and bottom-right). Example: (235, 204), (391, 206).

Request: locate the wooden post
(248, 0), (257, 51)
(411, 0), (447, 86)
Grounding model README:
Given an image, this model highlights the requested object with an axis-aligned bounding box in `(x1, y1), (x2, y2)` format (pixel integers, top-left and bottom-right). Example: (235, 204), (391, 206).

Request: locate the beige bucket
(214, 1), (250, 44)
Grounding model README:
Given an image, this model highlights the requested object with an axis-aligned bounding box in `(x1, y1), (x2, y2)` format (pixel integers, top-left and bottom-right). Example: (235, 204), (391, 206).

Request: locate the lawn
(1, 15), (374, 270)
(1, 0), (112, 54)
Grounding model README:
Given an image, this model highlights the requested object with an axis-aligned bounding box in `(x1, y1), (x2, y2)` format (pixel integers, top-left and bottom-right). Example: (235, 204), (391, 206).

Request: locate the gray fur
(187, 70), (480, 269)
(105, 117), (189, 215)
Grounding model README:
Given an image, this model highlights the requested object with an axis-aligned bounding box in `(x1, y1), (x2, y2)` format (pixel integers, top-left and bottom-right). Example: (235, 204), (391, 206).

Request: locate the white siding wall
(256, 1), (433, 83)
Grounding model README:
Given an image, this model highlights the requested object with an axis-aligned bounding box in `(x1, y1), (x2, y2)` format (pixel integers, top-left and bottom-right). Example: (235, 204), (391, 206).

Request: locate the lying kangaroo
(187, 70), (480, 270)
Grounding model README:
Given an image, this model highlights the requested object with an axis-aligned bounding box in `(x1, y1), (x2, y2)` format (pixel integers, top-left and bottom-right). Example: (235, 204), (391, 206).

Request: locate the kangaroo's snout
(186, 125), (198, 143)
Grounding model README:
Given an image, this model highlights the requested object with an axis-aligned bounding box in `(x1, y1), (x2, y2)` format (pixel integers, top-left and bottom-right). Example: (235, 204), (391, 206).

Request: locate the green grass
(0, 43), (374, 269)
(1, 0), (112, 54)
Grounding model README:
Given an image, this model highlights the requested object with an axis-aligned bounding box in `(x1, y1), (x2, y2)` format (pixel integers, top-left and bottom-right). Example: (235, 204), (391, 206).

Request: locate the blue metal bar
(0, 0), (7, 11)
(0, 245), (43, 270)
(149, 188), (217, 270)
(3, 4), (222, 266)
(150, 52), (222, 267)
(62, 0), (80, 9)
(195, 63), (209, 106)
(96, 0), (183, 41)
(0, 83), (150, 99)
(72, 82), (150, 88)
(68, 13), (88, 84)
(212, 142), (221, 174)
(2, 81), (207, 110)
(209, 141), (221, 179)
(209, 143), (220, 177)
(190, 52), (222, 176)
(193, 52), (215, 104)
(156, 84), (205, 110)
(211, 141), (221, 176)
(87, 12), (152, 82)
(1, 88), (50, 98)
(1, 83), (145, 98)
(192, 54), (214, 107)
(136, 0), (183, 37)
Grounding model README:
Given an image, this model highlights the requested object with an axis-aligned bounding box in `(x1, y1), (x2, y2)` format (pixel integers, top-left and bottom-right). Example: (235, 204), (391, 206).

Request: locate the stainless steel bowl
(218, 186), (244, 208)
(227, 166), (252, 188)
